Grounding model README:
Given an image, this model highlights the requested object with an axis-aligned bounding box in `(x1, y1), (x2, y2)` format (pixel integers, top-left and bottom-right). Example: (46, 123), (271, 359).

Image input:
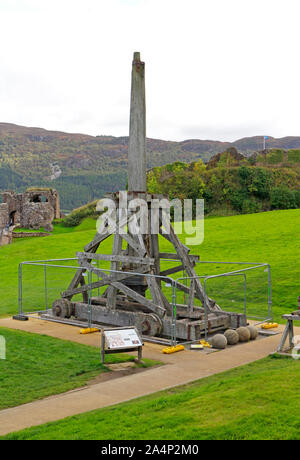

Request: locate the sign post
(100, 326), (143, 364)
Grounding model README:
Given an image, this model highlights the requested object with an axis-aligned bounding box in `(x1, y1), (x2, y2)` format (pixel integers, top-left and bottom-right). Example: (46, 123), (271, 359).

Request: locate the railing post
(18, 263), (23, 315)
(267, 264), (273, 321)
(88, 269), (92, 328)
(44, 263), (48, 312)
(204, 278), (208, 341)
(243, 273), (247, 316)
(172, 280), (177, 346)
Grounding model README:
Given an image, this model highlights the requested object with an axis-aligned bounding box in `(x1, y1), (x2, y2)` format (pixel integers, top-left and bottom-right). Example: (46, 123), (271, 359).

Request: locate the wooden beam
(160, 264), (185, 277)
(121, 232), (147, 256)
(163, 215), (220, 312)
(79, 259), (165, 318)
(111, 281), (165, 318)
(107, 231), (123, 310)
(159, 252), (199, 262)
(65, 243), (100, 299)
(61, 265), (149, 298)
(159, 228), (190, 253)
(187, 279), (195, 314)
(84, 226), (112, 253)
(77, 252), (154, 266)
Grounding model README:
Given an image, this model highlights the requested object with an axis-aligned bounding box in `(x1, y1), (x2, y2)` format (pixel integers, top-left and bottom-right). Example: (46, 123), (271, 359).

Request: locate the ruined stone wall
(46, 189), (60, 219)
(0, 229), (13, 246)
(1, 188), (60, 232)
(0, 203), (9, 228)
(1, 191), (21, 225)
(0, 203), (12, 246)
(23, 189), (60, 220)
(20, 201), (54, 232)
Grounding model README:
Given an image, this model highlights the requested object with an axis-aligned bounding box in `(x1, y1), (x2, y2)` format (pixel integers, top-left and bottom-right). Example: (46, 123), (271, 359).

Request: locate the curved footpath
(0, 317), (290, 436)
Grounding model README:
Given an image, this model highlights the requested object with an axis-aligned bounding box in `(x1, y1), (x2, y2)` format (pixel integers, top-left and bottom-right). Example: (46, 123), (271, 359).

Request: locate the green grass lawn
(0, 210), (299, 441)
(0, 327), (158, 410)
(3, 355), (300, 440)
(0, 210), (299, 322)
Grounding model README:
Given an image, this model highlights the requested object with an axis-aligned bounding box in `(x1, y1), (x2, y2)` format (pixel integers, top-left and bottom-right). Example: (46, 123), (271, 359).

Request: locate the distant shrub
(229, 190), (249, 212)
(63, 201), (98, 227)
(256, 154), (267, 164)
(238, 167), (273, 199)
(266, 149), (284, 164)
(295, 189), (300, 207)
(287, 150), (300, 164)
(270, 186), (297, 210)
(241, 199), (262, 214)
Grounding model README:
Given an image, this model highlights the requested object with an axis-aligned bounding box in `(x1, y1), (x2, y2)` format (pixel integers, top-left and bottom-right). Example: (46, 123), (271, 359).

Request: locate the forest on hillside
(147, 148), (300, 216)
(63, 147), (300, 226)
(1, 123), (300, 210)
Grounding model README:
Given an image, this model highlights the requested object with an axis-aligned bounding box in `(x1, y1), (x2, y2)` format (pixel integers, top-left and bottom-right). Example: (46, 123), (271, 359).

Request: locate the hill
(1, 122), (300, 209)
(148, 147), (300, 215)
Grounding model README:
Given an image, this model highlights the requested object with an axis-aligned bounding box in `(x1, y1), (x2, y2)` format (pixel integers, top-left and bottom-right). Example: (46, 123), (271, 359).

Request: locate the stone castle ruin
(0, 188), (60, 246)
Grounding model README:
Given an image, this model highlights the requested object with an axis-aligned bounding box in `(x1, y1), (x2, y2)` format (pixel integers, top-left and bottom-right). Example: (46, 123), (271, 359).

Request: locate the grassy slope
(0, 327), (157, 410)
(3, 355), (300, 440)
(0, 209), (299, 321)
(0, 211), (299, 440)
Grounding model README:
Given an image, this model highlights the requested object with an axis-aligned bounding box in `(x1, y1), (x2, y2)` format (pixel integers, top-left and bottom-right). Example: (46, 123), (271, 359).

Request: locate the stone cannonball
(247, 325), (258, 340)
(211, 334), (228, 349)
(236, 326), (251, 342)
(224, 329), (239, 345)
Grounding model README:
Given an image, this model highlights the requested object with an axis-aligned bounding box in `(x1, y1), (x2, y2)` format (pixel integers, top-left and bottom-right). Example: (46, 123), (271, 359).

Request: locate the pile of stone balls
(211, 326), (258, 349)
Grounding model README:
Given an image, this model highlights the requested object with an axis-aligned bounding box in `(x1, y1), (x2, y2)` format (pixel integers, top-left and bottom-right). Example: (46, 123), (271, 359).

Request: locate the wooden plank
(188, 279), (195, 314)
(133, 224), (167, 315)
(84, 229), (112, 253)
(160, 290), (172, 316)
(288, 319), (294, 349)
(65, 243), (100, 299)
(159, 228), (190, 253)
(174, 281), (221, 319)
(145, 275), (166, 312)
(164, 215), (220, 313)
(61, 265), (149, 298)
(91, 296), (146, 311)
(159, 252), (199, 262)
(277, 321), (290, 352)
(110, 281), (165, 318)
(77, 261), (165, 318)
(150, 234), (160, 274)
(175, 280), (196, 296)
(121, 232), (147, 256)
(84, 209), (141, 254)
(160, 264), (185, 277)
(107, 231), (123, 310)
(77, 252), (155, 266)
(149, 203), (160, 276)
(79, 275), (88, 303)
(128, 52), (147, 192)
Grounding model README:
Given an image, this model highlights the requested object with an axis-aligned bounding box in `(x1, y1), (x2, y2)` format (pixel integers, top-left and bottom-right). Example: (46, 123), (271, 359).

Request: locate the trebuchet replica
(50, 52), (247, 341)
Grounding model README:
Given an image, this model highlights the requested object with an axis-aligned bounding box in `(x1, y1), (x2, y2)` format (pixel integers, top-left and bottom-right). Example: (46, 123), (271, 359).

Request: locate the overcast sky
(0, 0), (299, 142)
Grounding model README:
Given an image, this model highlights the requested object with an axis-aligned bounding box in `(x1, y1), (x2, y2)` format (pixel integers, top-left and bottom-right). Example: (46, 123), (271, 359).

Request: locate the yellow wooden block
(80, 328), (99, 334)
(199, 340), (211, 348)
(260, 323), (278, 329)
(162, 345), (185, 354)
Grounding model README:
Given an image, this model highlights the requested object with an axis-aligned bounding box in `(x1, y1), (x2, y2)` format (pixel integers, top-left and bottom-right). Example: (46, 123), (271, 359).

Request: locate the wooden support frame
(50, 51), (245, 341)
(56, 191), (231, 339)
(277, 314), (300, 353)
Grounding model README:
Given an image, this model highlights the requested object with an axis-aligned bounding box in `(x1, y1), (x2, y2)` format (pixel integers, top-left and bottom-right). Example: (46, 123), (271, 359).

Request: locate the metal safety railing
(17, 258), (272, 346)
(174, 261), (272, 343)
